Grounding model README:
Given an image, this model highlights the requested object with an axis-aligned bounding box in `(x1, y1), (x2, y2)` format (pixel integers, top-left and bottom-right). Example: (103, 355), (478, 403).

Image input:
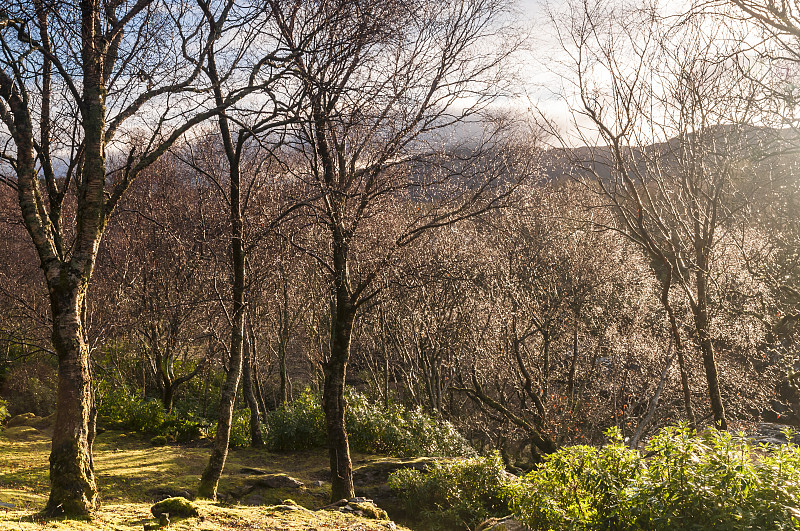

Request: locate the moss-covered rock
(30, 414), (55, 430)
(149, 435), (167, 447)
(7, 413), (37, 428)
(269, 498), (314, 513)
(232, 485), (321, 508)
(150, 496), (199, 519)
(4, 426), (39, 439)
(252, 473), (304, 489)
(322, 498), (390, 521)
(349, 501), (389, 520)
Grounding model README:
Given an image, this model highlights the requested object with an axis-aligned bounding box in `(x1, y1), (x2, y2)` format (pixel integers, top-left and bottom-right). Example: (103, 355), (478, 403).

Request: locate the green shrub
(388, 452), (512, 530)
(264, 389), (473, 457)
(0, 398), (9, 423)
(97, 383), (208, 442)
(98, 383), (473, 455)
(228, 410), (254, 448)
(506, 425), (800, 530)
(398, 405), (475, 458)
(346, 392), (475, 457)
(99, 384), (167, 433)
(159, 417), (206, 443)
(265, 390), (326, 451)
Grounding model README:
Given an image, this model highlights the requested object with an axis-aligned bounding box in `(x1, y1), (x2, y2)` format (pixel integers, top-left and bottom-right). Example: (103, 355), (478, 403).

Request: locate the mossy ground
(0, 501), (401, 530)
(0, 428), (410, 530)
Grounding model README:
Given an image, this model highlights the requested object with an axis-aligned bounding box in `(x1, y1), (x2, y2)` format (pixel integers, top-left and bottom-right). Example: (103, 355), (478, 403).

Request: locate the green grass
(0, 427), (409, 531)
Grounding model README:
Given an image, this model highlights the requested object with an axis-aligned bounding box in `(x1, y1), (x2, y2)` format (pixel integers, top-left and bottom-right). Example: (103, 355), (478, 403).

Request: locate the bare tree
(0, 0), (266, 515)
(268, 0), (523, 500)
(546, 0), (765, 429)
(188, 0), (292, 498)
(110, 159), (215, 414)
(445, 184), (660, 458)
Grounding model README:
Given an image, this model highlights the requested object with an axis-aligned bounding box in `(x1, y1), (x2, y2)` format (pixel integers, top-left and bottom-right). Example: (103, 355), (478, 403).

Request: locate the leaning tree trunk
(198, 45), (248, 497)
(660, 266), (696, 430)
(692, 272), (727, 430)
(242, 337), (264, 447)
(197, 234), (245, 499)
(46, 281), (98, 516)
(323, 300), (357, 502)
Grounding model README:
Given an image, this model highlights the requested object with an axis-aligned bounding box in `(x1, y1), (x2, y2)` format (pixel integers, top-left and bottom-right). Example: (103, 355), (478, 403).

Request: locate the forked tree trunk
(323, 303), (356, 501)
(46, 282), (98, 516)
(42, 48), (107, 514)
(7, 93), (100, 514)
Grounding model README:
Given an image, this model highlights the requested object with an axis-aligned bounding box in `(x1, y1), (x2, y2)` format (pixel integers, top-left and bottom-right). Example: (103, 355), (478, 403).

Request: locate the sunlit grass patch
(0, 428), (409, 530)
(0, 500), (408, 531)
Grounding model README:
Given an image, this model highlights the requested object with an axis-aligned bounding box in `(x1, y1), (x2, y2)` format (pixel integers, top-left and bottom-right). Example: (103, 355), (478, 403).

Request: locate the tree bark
(197, 233), (245, 499)
(323, 301), (356, 502)
(247, 323), (269, 417)
(46, 282), (98, 516)
(162, 383), (175, 415)
(692, 272), (727, 430)
(242, 336), (264, 447)
(279, 342), (289, 406)
(567, 320), (579, 402)
(660, 266), (696, 430)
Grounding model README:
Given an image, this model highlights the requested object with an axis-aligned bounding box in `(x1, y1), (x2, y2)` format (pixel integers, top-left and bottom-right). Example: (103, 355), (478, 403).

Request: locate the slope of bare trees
(1, 0), (800, 517)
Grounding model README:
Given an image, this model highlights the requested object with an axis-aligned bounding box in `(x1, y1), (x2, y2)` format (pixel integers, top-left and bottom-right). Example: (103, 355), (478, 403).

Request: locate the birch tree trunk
(0, 0), (229, 514)
(47, 280), (98, 516)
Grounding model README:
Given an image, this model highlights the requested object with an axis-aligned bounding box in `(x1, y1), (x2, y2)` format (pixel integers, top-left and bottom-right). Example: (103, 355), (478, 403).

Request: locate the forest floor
(0, 426), (413, 531)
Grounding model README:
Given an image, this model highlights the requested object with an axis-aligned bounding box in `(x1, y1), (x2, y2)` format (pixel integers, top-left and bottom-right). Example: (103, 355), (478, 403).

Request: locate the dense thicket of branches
(1, 0), (800, 516)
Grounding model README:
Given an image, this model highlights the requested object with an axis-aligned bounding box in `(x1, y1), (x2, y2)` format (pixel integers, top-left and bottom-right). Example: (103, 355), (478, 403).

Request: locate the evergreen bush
(506, 425), (800, 530)
(98, 384), (209, 442)
(265, 390), (327, 451)
(264, 389), (473, 456)
(388, 452), (512, 530)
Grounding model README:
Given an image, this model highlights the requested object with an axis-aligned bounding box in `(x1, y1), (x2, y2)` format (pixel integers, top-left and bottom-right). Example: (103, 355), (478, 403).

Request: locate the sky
(507, 0), (739, 146)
